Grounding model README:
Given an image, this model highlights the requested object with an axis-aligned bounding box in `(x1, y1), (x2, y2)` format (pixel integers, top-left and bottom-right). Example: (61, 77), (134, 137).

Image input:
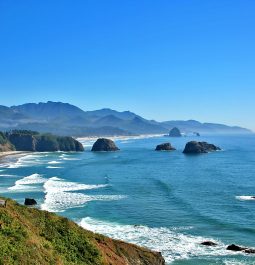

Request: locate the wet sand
(0, 151), (30, 163)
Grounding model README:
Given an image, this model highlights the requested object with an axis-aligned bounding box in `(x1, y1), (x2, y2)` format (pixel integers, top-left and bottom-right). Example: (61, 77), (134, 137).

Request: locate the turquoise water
(0, 135), (255, 264)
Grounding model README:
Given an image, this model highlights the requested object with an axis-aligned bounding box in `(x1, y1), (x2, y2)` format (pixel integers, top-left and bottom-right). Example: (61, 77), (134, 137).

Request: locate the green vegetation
(0, 132), (8, 145)
(0, 198), (101, 265)
(8, 130), (40, 136)
(1, 130), (84, 152)
(0, 198), (164, 265)
(0, 132), (15, 152)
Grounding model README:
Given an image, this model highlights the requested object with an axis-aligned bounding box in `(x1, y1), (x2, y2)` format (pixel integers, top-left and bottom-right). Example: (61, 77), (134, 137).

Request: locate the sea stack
(24, 198), (37, 206)
(155, 143), (176, 151)
(183, 141), (221, 154)
(169, 127), (182, 137)
(91, 138), (120, 151)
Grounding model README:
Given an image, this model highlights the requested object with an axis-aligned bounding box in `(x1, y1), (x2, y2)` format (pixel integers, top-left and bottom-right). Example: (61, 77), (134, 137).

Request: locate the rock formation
(155, 143), (176, 151)
(0, 132), (15, 152)
(5, 130), (84, 152)
(169, 127), (182, 137)
(183, 141), (221, 154)
(91, 138), (119, 151)
(24, 198), (37, 206)
(201, 241), (217, 246)
(227, 244), (255, 254)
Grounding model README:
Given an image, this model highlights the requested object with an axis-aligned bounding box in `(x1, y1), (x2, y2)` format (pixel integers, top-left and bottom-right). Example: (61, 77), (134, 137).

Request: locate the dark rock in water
(244, 248), (255, 254)
(91, 138), (119, 151)
(201, 241), (217, 246)
(169, 127), (182, 137)
(24, 198), (37, 206)
(183, 141), (221, 154)
(194, 132), (200, 136)
(155, 143), (176, 151)
(227, 244), (255, 254)
(226, 244), (245, 251)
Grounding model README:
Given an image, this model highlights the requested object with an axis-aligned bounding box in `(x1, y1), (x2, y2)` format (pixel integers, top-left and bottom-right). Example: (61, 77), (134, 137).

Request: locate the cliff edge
(0, 197), (165, 265)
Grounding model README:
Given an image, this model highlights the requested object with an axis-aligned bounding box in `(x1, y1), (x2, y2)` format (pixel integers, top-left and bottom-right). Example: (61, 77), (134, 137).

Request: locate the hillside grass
(0, 197), (165, 265)
(0, 198), (102, 265)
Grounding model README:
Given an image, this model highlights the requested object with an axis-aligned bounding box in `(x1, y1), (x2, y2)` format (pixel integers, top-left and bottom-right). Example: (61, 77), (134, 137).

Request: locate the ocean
(0, 134), (254, 264)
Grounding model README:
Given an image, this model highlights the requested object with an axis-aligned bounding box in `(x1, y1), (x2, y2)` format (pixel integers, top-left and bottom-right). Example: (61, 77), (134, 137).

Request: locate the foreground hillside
(0, 197), (165, 265)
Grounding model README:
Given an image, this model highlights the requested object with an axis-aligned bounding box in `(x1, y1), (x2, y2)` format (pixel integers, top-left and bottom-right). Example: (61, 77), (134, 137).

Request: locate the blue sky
(0, 0), (254, 130)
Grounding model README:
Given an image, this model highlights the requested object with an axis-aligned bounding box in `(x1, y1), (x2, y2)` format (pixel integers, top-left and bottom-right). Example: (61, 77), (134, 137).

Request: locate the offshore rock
(169, 127), (182, 137)
(155, 143), (176, 151)
(183, 141), (221, 154)
(91, 138), (120, 151)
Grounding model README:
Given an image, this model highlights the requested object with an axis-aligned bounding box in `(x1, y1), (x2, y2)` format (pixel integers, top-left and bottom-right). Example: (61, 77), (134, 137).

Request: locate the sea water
(0, 134), (254, 264)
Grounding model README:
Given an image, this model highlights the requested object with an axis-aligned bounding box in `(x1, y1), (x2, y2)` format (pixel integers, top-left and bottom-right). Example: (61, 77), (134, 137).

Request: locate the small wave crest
(236, 196), (255, 201)
(48, 161), (62, 164)
(8, 173), (47, 192)
(46, 166), (63, 169)
(41, 177), (125, 212)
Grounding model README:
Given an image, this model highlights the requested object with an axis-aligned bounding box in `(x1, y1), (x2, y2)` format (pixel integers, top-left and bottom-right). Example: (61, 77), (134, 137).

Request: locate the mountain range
(0, 101), (252, 136)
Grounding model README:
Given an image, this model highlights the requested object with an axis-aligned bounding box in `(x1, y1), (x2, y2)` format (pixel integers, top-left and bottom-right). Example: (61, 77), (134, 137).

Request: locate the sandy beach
(77, 134), (164, 142)
(0, 151), (30, 162)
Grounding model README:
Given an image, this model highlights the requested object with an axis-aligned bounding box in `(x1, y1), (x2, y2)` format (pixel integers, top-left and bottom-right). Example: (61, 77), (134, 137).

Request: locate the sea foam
(41, 177), (125, 212)
(8, 173), (47, 192)
(79, 217), (240, 264)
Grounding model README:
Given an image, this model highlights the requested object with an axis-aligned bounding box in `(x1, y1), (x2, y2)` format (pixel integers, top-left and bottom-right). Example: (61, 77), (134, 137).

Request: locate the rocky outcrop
(155, 143), (176, 151)
(201, 241), (217, 246)
(8, 133), (36, 151)
(91, 138), (119, 151)
(227, 244), (255, 254)
(169, 127), (182, 137)
(24, 198), (37, 206)
(0, 197), (165, 265)
(0, 132), (15, 152)
(6, 130), (84, 152)
(183, 141), (221, 154)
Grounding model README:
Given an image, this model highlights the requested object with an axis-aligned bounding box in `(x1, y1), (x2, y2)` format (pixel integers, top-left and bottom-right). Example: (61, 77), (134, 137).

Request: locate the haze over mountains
(0, 101), (252, 136)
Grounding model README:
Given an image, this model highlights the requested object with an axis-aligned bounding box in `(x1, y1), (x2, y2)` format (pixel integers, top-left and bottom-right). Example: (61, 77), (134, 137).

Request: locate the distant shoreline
(77, 133), (164, 142)
(0, 151), (31, 163)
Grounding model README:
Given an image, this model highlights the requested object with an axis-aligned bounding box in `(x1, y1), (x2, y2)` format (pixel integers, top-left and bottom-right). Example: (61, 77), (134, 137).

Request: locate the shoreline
(77, 133), (164, 142)
(0, 151), (31, 163)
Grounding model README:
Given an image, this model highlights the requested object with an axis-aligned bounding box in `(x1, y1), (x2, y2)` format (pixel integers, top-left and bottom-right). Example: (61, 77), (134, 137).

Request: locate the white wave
(0, 174), (18, 178)
(79, 217), (239, 264)
(7, 154), (46, 168)
(48, 161), (62, 164)
(236, 196), (255, 201)
(62, 157), (81, 161)
(8, 173), (47, 192)
(46, 166), (63, 169)
(41, 177), (125, 212)
(43, 177), (108, 193)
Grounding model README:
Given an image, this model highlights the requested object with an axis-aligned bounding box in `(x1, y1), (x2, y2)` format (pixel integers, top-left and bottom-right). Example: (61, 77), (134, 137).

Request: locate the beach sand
(0, 151), (30, 162)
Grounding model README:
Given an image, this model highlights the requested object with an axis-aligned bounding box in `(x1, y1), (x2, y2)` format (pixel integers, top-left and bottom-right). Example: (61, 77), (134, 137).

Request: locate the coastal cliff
(1, 130), (84, 152)
(0, 132), (15, 152)
(0, 197), (165, 265)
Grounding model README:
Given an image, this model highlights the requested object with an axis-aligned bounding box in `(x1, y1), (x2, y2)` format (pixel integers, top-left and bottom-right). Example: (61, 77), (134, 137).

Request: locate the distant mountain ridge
(0, 101), (252, 136)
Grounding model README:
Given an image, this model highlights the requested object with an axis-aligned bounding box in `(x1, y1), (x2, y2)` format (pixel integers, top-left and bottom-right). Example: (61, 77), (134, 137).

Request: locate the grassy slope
(0, 198), (165, 265)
